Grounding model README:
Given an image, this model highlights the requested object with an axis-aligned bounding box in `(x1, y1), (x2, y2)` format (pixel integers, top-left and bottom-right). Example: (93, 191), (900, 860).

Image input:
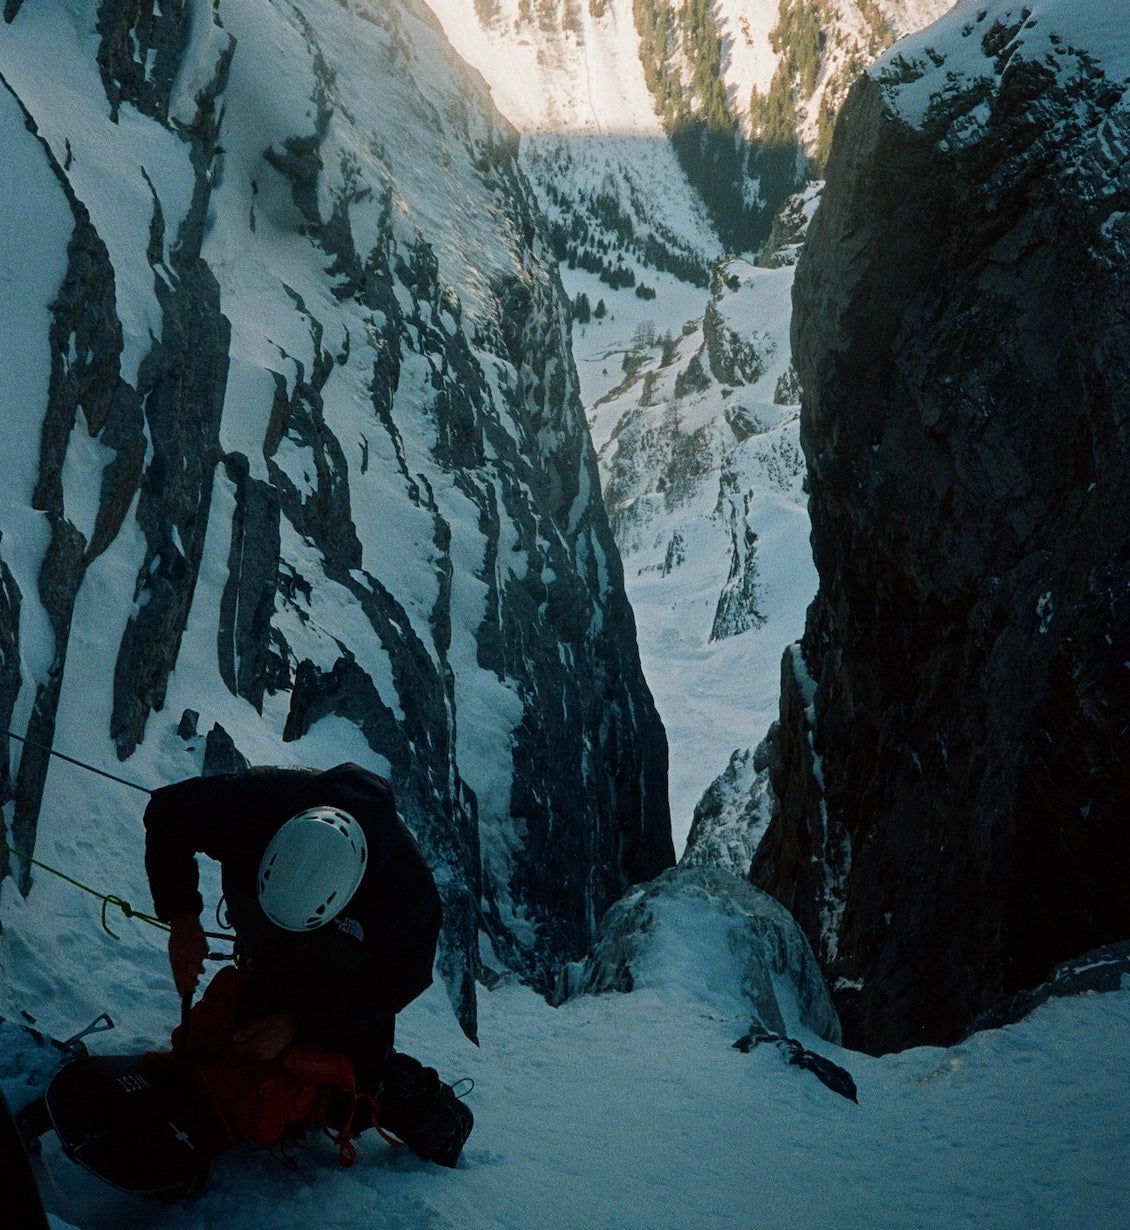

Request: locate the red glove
(168, 912), (207, 997)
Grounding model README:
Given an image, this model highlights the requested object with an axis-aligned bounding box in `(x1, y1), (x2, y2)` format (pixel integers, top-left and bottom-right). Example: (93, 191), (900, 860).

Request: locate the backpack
(173, 967), (371, 1162)
(175, 966), (471, 1166)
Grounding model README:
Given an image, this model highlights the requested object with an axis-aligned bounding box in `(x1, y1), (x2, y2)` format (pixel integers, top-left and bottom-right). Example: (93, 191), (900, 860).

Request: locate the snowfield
(3, 838), (1129, 1229)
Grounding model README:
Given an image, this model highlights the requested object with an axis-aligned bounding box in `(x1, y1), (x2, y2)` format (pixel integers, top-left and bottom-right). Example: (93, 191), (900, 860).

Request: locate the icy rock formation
(681, 741), (774, 877)
(554, 865), (841, 1045)
(0, 0), (672, 1038)
(596, 260), (799, 635)
(962, 939), (1130, 1041)
(753, 1), (1130, 1053)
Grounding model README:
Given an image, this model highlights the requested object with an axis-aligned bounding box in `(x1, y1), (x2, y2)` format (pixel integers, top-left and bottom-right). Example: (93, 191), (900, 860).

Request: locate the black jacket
(144, 763), (441, 1046)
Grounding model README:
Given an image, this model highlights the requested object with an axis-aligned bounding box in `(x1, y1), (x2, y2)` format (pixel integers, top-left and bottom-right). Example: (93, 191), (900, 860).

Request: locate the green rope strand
(1, 840), (231, 945)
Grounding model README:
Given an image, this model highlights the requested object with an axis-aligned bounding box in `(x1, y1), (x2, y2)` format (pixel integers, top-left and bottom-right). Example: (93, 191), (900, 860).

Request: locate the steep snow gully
(2, 1), (1130, 1227)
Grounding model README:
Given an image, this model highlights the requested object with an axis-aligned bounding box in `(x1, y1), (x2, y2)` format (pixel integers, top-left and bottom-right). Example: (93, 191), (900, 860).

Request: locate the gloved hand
(231, 1012), (297, 1061)
(168, 911), (208, 997)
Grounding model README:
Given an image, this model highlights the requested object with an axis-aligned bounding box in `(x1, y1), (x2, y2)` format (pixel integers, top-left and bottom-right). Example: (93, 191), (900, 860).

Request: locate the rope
(2, 727), (151, 794)
(0, 839), (232, 946)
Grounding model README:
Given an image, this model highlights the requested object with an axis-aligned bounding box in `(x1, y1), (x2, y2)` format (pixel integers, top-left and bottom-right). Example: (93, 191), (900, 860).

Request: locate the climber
(143, 761), (471, 1165)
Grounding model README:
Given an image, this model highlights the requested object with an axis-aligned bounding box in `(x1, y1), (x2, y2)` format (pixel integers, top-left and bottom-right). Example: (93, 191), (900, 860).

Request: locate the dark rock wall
(753, 12), (1130, 1053)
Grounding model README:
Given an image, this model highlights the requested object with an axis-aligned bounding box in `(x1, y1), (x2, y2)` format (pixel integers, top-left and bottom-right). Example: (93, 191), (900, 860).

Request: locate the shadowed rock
(753, 6), (1130, 1053)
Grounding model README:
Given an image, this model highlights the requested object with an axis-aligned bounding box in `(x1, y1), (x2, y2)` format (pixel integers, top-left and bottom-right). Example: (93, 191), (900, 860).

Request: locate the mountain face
(427, 0), (955, 267)
(586, 256), (815, 844)
(752, 0), (1130, 1053)
(424, 0), (726, 291)
(423, 1), (954, 852)
(0, 0), (674, 1039)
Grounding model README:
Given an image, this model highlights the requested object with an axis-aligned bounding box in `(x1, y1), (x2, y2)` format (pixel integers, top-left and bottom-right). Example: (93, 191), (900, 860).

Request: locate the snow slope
(2, 844), (1129, 1229)
(423, 0), (663, 135)
(585, 257), (816, 850)
(424, 0), (957, 137)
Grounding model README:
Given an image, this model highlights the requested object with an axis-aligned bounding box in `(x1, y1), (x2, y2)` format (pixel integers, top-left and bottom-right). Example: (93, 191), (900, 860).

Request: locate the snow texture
(2, 861), (1129, 1228)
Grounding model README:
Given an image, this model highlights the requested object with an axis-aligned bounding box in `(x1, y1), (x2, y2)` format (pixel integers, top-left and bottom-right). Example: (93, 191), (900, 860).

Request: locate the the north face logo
(333, 916), (364, 942)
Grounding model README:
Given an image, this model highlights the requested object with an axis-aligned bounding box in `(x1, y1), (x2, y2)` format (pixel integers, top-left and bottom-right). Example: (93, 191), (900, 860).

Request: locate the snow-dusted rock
(681, 739), (774, 876)
(0, 0), (672, 1040)
(554, 865), (841, 1044)
(587, 253), (814, 847)
(755, 0), (1130, 1053)
(963, 938), (1130, 1039)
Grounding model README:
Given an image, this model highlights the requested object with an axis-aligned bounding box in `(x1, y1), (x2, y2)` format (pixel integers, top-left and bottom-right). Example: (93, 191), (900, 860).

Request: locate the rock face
(681, 741), (774, 877)
(554, 865), (842, 1046)
(752, 2), (1130, 1053)
(0, 0), (672, 1038)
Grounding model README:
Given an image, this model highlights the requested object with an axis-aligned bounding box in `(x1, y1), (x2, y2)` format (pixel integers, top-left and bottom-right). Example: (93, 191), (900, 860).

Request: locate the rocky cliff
(0, 0), (673, 1039)
(752, 0), (1130, 1053)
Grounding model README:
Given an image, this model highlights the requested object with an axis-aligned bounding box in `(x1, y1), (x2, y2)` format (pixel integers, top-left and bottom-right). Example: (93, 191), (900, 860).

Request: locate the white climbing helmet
(257, 806), (369, 931)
